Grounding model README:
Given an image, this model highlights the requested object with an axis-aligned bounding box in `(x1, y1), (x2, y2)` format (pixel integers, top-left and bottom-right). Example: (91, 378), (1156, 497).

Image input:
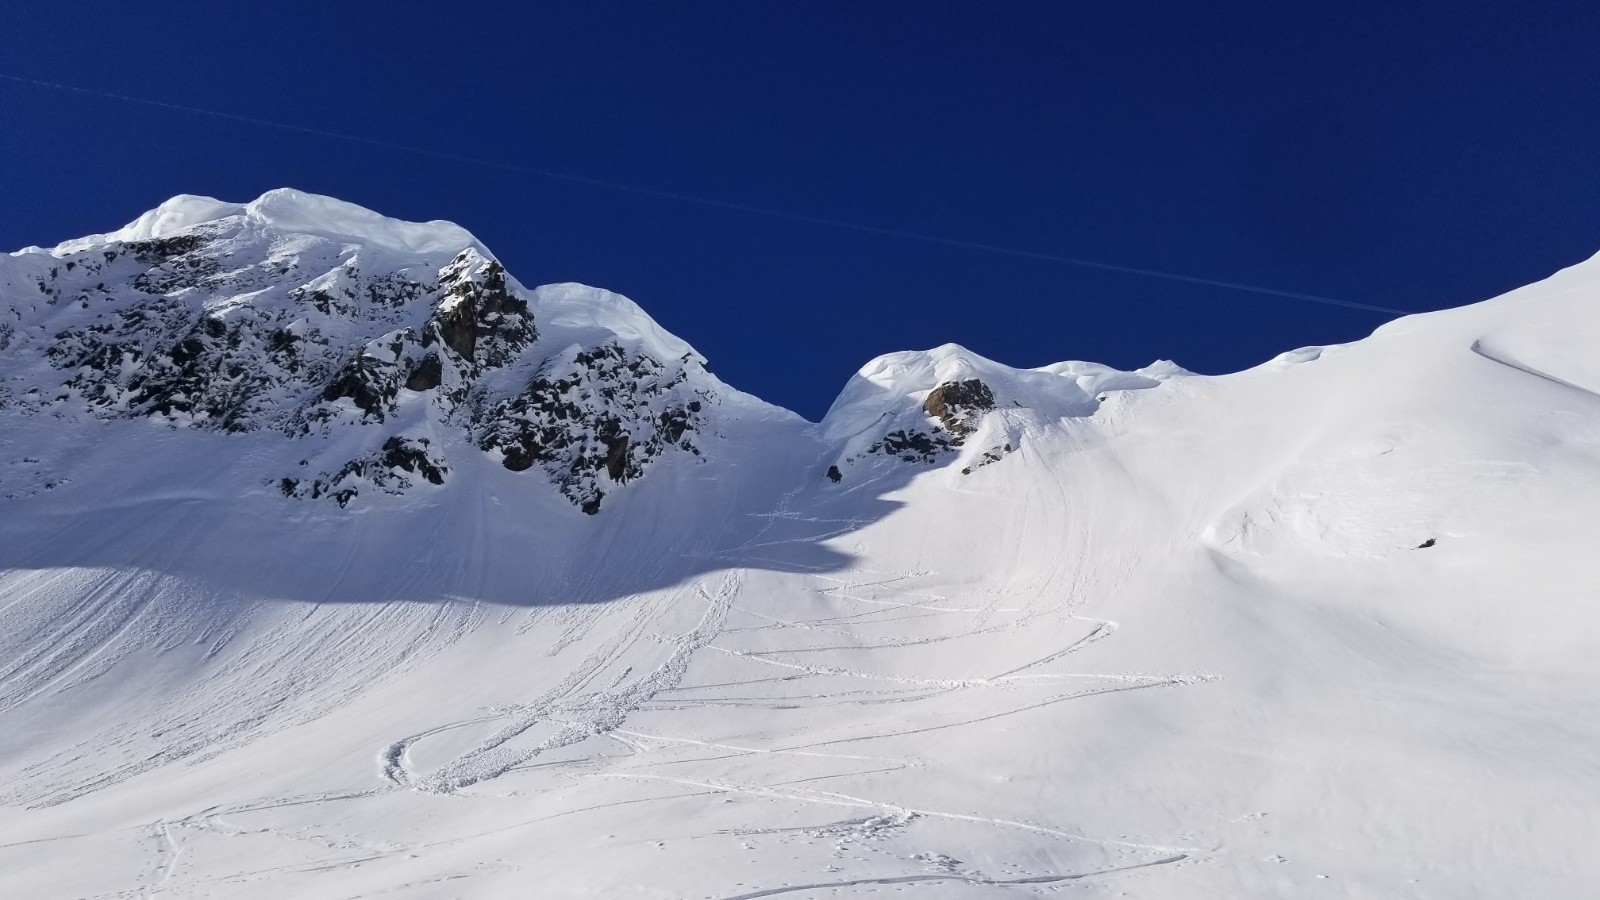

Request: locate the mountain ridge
(1, 188), (1188, 513)
(2, 189), (1599, 899)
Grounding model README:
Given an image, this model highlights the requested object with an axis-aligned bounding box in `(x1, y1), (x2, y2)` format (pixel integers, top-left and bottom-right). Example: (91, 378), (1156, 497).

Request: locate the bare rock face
(475, 343), (710, 514)
(297, 249), (539, 429)
(823, 375), (1002, 480)
(424, 252), (533, 369)
(861, 378), (995, 464)
(42, 233), (449, 435)
(318, 330), (418, 422)
(921, 379), (995, 437)
(868, 428), (960, 464)
(279, 436), (448, 508)
(404, 353), (443, 392)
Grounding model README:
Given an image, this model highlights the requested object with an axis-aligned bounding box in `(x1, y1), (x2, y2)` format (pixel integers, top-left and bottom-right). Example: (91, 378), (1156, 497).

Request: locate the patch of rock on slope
(0, 189), (755, 514)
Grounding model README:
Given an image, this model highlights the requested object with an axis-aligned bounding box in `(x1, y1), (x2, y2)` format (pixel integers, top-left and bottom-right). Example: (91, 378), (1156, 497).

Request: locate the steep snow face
(0, 190), (773, 513)
(3, 196), (1600, 900)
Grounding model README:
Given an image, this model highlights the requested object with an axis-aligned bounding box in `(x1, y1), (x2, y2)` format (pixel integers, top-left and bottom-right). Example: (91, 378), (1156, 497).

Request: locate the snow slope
(1, 192), (1598, 899)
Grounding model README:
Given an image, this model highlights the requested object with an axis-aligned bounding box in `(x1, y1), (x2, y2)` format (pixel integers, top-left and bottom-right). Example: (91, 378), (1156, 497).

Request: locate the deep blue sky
(4, 3), (1598, 418)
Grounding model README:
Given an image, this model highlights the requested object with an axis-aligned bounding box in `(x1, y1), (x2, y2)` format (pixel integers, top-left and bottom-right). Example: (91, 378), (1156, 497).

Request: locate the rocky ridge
(1, 190), (1183, 512)
(0, 190), (719, 513)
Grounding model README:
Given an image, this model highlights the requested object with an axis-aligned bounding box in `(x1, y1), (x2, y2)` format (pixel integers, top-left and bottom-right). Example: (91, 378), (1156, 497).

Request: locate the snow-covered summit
(819, 342), (1181, 482)
(822, 342), (1183, 439)
(44, 188), (487, 259)
(0, 189), (765, 513)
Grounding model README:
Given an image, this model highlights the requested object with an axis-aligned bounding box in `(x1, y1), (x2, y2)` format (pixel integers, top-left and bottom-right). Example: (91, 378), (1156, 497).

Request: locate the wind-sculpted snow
(3, 195), (1600, 899)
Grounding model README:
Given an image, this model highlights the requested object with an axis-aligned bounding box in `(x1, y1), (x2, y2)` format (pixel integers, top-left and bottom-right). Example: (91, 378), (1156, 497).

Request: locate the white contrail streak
(0, 72), (1410, 316)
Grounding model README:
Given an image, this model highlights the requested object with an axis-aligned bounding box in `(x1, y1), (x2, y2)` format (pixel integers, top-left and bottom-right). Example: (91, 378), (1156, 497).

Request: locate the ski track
(140, 819), (181, 900)
(713, 853), (1191, 900)
(608, 478), (1199, 889)
(1, 188), (1595, 898)
(592, 770), (1197, 856)
(2, 467), (1215, 896)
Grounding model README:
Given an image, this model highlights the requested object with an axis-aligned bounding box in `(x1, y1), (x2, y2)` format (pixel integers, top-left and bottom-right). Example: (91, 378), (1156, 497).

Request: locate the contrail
(0, 72), (1411, 316)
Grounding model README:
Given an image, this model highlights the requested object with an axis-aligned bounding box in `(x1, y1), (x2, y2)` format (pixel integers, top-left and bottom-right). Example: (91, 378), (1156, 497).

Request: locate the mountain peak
(1, 190), (758, 514)
(51, 188), (486, 260)
(818, 342), (1183, 482)
(241, 188), (485, 257)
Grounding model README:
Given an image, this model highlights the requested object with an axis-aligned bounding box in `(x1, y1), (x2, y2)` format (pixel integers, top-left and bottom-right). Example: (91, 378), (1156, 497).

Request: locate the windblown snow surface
(2, 191), (1598, 899)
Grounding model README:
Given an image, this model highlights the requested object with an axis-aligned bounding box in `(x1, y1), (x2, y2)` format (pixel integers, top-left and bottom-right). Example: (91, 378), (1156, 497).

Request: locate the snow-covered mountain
(0, 189), (752, 514)
(2, 190), (1598, 899)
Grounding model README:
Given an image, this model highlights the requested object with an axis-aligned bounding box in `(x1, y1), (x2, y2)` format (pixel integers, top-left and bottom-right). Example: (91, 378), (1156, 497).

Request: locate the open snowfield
(2, 194), (1598, 898)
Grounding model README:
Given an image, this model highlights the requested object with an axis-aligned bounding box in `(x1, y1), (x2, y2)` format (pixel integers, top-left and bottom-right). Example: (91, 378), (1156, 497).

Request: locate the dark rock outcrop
(856, 378), (996, 468)
(961, 443), (1013, 475)
(405, 353), (443, 392)
(922, 379), (995, 437)
(423, 252), (535, 370)
(868, 428), (959, 464)
(380, 436), (447, 485)
(476, 342), (710, 514)
(278, 436), (448, 507)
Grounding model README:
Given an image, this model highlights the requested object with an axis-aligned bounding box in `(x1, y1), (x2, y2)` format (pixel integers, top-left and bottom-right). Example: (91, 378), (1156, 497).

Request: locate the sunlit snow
(2, 191), (1598, 898)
